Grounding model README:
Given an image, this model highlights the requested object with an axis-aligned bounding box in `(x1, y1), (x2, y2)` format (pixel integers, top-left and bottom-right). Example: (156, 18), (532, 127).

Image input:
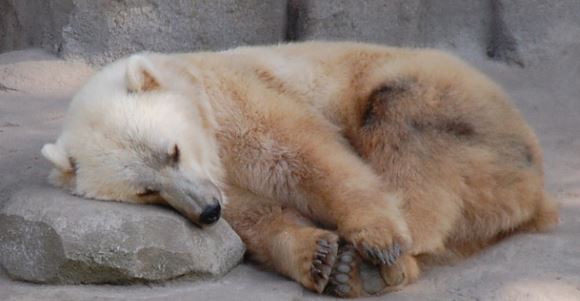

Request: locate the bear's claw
(362, 242), (402, 266)
(310, 238), (338, 292)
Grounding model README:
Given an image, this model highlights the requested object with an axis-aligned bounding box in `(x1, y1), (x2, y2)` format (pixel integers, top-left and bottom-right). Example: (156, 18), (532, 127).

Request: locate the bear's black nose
(199, 203), (221, 225)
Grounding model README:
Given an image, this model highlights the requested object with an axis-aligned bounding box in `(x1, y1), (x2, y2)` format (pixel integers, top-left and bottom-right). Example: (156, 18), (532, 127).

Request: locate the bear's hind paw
(325, 244), (363, 298)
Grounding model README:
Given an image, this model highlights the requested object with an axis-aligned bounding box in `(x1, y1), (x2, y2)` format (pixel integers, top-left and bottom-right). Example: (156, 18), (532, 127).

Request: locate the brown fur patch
(361, 82), (410, 128)
(441, 120), (475, 137)
(411, 119), (475, 138)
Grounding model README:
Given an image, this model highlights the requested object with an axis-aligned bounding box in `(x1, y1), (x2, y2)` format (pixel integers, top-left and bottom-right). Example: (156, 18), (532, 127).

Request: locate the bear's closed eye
(169, 144), (180, 165)
(137, 188), (159, 197)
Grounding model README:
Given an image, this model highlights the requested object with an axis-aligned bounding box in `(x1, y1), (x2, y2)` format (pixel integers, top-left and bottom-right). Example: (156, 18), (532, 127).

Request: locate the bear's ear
(41, 143), (75, 173)
(126, 55), (161, 93)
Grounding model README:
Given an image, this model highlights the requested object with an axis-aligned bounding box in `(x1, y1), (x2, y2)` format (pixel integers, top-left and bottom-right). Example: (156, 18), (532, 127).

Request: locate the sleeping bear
(42, 42), (558, 297)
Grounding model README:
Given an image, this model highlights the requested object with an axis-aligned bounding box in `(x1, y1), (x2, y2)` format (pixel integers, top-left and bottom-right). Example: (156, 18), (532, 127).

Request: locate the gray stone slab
(0, 185), (245, 284)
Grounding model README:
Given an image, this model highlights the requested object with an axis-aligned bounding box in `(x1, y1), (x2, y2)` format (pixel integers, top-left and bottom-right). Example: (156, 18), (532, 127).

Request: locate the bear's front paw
(339, 215), (411, 266)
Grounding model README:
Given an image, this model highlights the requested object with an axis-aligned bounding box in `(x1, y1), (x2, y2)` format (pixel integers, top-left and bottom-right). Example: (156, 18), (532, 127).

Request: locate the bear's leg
(222, 109), (412, 264)
(446, 177), (559, 255)
(343, 66), (560, 265)
(225, 180), (417, 299)
(223, 186), (340, 293)
(269, 122), (411, 265)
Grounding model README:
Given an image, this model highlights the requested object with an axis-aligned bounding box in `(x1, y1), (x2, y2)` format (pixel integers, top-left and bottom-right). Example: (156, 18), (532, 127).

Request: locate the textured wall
(1, 0), (579, 65)
(0, 0), (288, 65)
(289, 0), (580, 66)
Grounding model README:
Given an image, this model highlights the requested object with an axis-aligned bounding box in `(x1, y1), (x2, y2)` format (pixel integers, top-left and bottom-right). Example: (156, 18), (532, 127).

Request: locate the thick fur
(42, 42), (558, 297)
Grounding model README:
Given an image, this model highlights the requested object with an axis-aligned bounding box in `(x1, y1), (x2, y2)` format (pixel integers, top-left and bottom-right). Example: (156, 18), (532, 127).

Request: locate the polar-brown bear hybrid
(42, 42), (558, 297)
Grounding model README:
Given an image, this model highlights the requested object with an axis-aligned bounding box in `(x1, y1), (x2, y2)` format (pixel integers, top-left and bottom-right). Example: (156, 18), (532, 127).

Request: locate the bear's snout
(159, 176), (223, 227)
(199, 202), (221, 225)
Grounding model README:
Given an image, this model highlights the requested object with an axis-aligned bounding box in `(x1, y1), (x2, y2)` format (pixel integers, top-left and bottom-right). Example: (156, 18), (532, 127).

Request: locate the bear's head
(41, 54), (225, 226)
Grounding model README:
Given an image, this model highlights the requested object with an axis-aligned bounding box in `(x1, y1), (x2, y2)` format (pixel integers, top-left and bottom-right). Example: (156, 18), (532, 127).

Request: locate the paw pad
(325, 244), (361, 297)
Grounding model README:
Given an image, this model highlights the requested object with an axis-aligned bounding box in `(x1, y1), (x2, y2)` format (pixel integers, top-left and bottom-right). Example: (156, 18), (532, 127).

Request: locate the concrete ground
(0, 48), (578, 300)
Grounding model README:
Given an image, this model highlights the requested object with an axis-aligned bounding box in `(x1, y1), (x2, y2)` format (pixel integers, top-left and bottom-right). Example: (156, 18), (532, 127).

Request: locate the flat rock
(0, 185), (245, 284)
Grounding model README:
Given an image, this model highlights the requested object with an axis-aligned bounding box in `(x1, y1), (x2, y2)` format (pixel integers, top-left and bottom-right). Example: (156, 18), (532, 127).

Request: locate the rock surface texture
(0, 0), (288, 65)
(0, 186), (245, 284)
(291, 1), (490, 51)
(290, 0), (580, 66)
(3, 0), (578, 66)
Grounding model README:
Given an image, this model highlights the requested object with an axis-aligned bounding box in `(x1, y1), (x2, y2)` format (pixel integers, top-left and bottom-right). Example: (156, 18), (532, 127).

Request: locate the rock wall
(0, 0), (288, 65)
(1, 0), (578, 65)
(289, 0), (580, 66)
